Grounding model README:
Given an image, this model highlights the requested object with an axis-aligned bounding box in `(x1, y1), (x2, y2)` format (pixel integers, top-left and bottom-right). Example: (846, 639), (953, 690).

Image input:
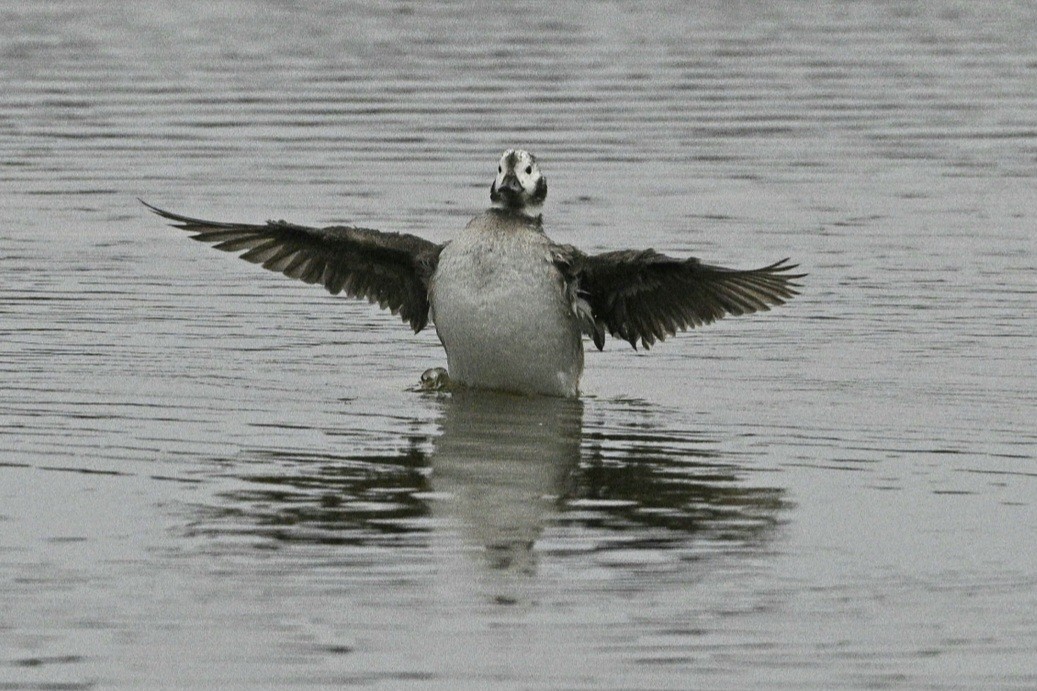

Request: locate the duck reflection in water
(429, 390), (583, 576)
(196, 392), (787, 579)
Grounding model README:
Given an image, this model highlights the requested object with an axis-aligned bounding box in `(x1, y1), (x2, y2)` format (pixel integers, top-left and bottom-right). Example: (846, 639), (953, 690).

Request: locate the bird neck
(488, 205), (543, 228)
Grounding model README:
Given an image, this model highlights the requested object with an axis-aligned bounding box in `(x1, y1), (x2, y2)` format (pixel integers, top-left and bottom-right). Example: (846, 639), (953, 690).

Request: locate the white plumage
(430, 209), (583, 397)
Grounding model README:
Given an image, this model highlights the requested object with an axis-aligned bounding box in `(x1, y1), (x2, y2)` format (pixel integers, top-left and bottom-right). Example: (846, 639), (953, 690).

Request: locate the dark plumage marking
(141, 200), (443, 332)
(532, 176), (547, 204)
(553, 246), (805, 350)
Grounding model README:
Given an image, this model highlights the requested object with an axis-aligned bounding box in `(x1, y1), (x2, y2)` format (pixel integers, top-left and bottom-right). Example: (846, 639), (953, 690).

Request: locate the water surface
(2, 1), (1036, 688)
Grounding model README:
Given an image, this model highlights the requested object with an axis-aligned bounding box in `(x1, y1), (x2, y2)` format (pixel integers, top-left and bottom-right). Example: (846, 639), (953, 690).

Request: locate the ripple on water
(2, 1), (1036, 688)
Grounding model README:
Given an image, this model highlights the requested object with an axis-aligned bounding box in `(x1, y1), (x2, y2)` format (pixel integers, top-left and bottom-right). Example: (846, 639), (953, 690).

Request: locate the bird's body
(144, 149), (804, 398)
(431, 209), (583, 397)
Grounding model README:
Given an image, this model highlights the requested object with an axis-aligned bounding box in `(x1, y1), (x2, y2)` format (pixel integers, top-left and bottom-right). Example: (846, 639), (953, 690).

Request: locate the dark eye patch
(525, 166), (532, 175)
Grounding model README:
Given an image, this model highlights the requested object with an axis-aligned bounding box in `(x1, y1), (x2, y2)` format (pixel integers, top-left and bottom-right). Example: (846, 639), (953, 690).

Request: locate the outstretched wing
(143, 200), (443, 332)
(557, 246), (804, 350)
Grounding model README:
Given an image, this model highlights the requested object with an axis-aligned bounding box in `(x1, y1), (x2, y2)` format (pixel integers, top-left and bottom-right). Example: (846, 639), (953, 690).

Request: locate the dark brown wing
(560, 246), (804, 350)
(142, 200), (443, 332)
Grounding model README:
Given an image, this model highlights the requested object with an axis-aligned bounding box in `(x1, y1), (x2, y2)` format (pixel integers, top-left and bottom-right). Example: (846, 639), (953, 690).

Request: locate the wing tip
(138, 198), (197, 228)
(764, 257), (808, 280)
(138, 197), (167, 218)
(140, 198), (246, 232)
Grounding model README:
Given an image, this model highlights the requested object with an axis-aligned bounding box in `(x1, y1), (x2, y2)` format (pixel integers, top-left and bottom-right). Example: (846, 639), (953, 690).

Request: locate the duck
(143, 149), (803, 398)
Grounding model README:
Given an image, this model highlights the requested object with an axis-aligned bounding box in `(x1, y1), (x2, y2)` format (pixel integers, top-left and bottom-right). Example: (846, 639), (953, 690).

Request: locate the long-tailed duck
(143, 149), (803, 397)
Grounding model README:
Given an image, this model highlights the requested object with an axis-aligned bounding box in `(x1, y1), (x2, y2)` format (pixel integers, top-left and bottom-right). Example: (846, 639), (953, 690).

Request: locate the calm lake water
(2, 1), (1036, 688)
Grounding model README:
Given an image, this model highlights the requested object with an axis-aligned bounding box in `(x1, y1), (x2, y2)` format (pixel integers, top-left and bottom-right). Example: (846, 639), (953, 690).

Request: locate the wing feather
(558, 246), (804, 350)
(142, 200), (443, 332)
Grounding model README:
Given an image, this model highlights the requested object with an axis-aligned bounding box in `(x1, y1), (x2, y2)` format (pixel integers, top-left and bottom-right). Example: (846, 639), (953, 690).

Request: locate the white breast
(429, 213), (584, 397)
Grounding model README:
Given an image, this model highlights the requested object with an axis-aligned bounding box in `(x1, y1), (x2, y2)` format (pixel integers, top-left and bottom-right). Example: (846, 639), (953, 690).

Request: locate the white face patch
(492, 149), (547, 211)
(495, 149), (540, 194)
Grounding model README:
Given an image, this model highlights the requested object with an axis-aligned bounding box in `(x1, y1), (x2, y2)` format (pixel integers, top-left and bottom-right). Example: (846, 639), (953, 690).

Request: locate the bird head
(490, 149), (547, 215)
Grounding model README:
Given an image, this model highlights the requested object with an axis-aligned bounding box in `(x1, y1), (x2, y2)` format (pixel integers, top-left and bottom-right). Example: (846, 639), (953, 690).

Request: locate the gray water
(2, 1), (1036, 688)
